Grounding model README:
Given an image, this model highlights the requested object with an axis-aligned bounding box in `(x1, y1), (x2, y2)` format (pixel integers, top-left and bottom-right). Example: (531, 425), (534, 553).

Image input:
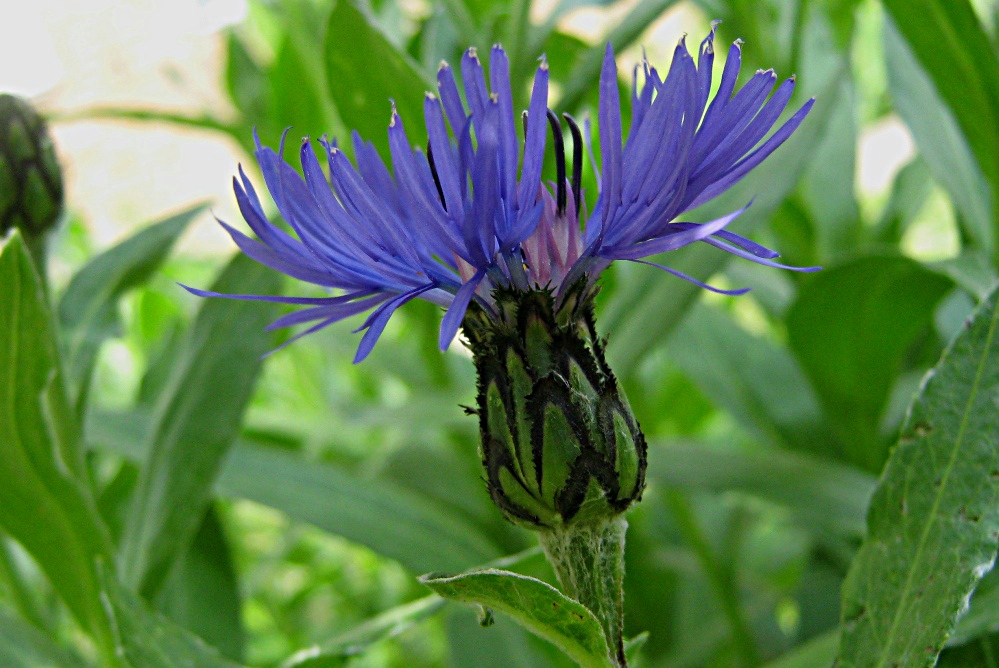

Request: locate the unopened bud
(463, 282), (647, 530)
(0, 94), (64, 240)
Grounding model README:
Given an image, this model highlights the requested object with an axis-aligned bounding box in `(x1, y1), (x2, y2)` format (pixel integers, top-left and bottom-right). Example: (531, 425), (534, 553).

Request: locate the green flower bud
(0, 94), (64, 240)
(463, 282), (647, 530)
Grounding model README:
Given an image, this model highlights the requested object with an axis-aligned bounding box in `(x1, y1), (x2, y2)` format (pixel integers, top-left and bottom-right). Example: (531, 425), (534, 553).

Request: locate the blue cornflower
(188, 27), (816, 362)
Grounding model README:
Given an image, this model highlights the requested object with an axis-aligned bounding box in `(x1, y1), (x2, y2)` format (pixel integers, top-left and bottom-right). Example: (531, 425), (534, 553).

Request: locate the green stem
(666, 490), (760, 667)
(538, 517), (628, 667)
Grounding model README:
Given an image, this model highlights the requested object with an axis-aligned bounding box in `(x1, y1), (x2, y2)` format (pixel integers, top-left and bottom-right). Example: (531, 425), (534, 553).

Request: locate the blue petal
(353, 285), (436, 363)
(700, 236), (822, 272)
(461, 48), (488, 121)
(439, 269), (485, 351)
(598, 43), (623, 236)
(436, 62), (468, 135)
(266, 293), (390, 330)
(632, 259), (750, 295)
(599, 204), (749, 260)
(519, 58), (550, 205)
(181, 284), (374, 304)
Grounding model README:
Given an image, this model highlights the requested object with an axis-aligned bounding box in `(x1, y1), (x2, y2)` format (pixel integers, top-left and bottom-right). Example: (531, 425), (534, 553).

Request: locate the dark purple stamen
(546, 109), (567, 216)
(562, 113), (583, 216)
(426, 141), (447, 211)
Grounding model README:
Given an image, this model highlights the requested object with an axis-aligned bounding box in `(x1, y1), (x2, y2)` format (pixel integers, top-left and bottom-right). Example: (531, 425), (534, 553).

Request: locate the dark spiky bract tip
(463, 280), (647, 531)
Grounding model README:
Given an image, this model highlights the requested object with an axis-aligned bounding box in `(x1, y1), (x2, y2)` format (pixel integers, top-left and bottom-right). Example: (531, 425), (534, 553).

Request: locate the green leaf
(216, 442), (501, 574)
(323, 0), (431, 160)
(883, 19), (993, 255)
(798, 77), (860, 259)
(420, 568), (613, 668)
(0, 231), (116, 658)
(763, 629), (838, 668)
(0, 535), (52, 632)
(786, 255), (952, 471)
(937, 632), (999, 667)
(623, 632), (649, 663)
(267, 33), (342, 141)
(601, 69), (842, 378)
(837, 283), (999, 666)
(89, 412), (503, 574)
(119, 254), (281, 599)
(881, 0), (999, 253)
(649, 441), (876, 537)
(57, 204), (204, 414)
(446, 605), (557, 668)
(665, 303), (831, 454)
(280, 595), (445, 667)
(159, 505), (245, 663)
(100, 567), (246, 668)
(224, 31), (268, 125)
(871, 158), (934, 245)
(0, 605), (89, 668)
(948, 567), (999, 647)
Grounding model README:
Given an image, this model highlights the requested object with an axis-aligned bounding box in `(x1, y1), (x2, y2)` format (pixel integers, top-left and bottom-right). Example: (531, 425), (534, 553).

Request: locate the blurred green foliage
(3, 0), (999, 666)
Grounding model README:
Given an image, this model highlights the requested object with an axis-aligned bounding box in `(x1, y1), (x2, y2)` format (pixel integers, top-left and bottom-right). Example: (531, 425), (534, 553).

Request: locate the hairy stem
(538, 517), (628, 667)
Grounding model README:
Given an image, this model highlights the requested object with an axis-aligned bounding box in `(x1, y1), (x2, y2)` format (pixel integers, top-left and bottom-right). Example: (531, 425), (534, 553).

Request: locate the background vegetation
(3, 0), (999, 665)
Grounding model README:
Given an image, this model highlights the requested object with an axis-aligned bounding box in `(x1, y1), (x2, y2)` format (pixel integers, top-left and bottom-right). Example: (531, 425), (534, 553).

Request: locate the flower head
(0, 94), (64, 240)
(187, 27), (816, 362)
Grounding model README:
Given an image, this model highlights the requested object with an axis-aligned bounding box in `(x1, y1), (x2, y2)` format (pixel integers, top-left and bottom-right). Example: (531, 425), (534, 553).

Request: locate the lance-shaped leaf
(787, 255), (952, 471)
(884, 20), (993, 255)
(882, 0), (999, 251)
(650, 440), (876, 537)
(0, 605), (89, 668)
(100, 566), (246, 668)
(119, 253), (281, 599)
(58, 204), (204, 413)
(421, 568), (613, 668)
(323, 0), (430, 159)
(838, 283), (999, 666)
(0, 231), (116, 657)
(159, 504), (245, 662)
(88, 411), (503, 575)
(281, 595), (445, 667)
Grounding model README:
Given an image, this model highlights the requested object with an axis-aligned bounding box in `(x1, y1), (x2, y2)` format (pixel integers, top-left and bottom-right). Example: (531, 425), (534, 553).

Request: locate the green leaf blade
(0, 606), (89, 668)
(88, 409), (502, 575)
(0, 231), (115, 652)
(420, 568), (613, 668)
(883, 20), (993, 255)
(159, 505), (246, 662)
(101, 567), (246, 668)
(57, 204), (204, 413)
(786, 255), (952, 470)
(216, 442), (501, 574)
(650, 441), (876, 537)
(665, 304), (830, 454)
(881, 0), (999, 252)
(281, 595), (445, 667)
(838, 283), (999, 666)
(119, 253), (281, 599)
(323, 0), (430, 160)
